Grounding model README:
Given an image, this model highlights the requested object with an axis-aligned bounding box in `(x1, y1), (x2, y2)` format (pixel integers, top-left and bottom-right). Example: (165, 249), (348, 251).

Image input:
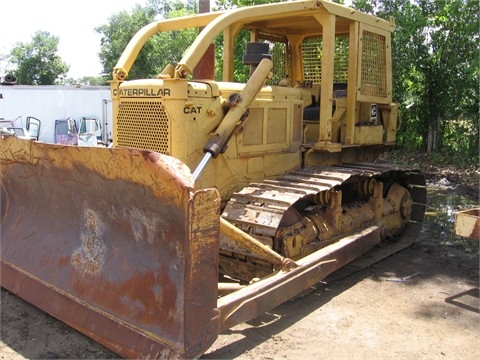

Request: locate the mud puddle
(424, 182), (478, 252)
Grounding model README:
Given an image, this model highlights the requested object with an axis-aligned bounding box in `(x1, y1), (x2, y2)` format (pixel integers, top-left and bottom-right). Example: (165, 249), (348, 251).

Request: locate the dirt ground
(1, 182), (479, 359)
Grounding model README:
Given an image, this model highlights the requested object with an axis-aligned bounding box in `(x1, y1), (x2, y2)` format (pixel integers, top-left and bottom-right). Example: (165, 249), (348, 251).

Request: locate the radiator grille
(116, 100), (170, 154)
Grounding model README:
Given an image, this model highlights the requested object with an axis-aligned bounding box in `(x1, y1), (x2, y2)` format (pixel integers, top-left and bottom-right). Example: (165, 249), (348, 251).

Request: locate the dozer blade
(0, 137), (221, 359)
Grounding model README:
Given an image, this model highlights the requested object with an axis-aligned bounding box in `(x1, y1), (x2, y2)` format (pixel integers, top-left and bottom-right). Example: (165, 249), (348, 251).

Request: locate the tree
(8, 31), (69, 85)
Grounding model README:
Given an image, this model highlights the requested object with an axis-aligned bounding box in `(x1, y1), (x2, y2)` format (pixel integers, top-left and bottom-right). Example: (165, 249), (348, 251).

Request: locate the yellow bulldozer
(0, 1), (426, 358)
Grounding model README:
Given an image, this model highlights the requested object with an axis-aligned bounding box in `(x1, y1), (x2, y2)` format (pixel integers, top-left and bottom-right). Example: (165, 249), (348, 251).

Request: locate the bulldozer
(0, 1), (426, 358)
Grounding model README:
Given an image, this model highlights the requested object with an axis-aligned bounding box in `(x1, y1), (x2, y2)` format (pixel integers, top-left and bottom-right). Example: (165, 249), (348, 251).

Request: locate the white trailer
(0, 85), (112, 144)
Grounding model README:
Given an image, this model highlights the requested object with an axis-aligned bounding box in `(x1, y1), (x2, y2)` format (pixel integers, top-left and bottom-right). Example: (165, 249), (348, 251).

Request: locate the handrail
(112, 12), (222, 80)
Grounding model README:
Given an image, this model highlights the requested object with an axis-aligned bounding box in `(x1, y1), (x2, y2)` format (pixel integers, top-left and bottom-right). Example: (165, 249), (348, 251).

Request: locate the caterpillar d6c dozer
(1, 1), (426, 358)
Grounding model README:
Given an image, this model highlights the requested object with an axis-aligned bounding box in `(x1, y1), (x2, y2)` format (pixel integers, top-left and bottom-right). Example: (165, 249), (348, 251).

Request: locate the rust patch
(71, 209), (106, 276)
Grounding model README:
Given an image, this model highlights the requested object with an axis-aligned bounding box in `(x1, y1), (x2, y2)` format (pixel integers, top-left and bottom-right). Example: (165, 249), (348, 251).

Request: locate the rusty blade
(0, 137), (221, 359)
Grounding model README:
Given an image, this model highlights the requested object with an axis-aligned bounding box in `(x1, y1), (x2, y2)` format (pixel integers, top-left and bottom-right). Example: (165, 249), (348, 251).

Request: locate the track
(220, 163), (427, 282)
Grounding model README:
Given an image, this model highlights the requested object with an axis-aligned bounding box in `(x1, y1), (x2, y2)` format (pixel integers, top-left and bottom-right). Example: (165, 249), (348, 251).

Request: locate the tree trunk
(426, 116), (441, 153)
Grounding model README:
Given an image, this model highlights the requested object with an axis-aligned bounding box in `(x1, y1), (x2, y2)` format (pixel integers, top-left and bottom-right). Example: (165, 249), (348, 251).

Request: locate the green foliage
(352, 0), (376, 13)
(8, 31), (69, 85)
(440, 119), (479, 160)
(395, 108), (425, 150)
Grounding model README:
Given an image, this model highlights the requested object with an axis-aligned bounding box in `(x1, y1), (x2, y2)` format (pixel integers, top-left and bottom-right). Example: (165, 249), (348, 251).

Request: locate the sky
(0, 0), (145, 79)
